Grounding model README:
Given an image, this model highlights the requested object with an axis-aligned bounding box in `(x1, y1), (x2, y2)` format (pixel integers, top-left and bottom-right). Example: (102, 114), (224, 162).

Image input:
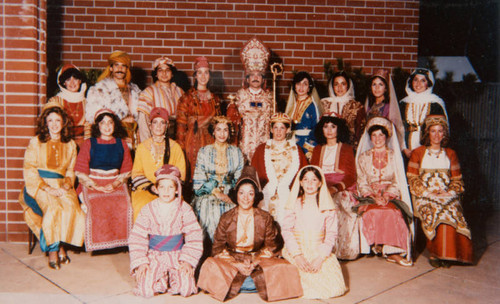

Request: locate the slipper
(372, 245), (382, 255)
(386, 256), (413, 267)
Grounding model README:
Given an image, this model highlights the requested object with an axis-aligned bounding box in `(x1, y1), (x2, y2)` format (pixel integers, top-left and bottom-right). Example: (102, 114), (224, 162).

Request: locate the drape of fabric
(251, 139), (308, 224)
(234, 87), (273, 161)
(137, 82), (184, 142)
(176, 88), (220, 179)
(197, 208), (303, 302)
(18, 137), (85, 250)
(192, 143), (244, 240)
(400, 78), (448, 151)
(131, 138), (186, 220)
(407, 146), (472, 263)
(365, 75), (406, 150)
(281, 165), (347, 299)
(286, 94), (320, 158)
(76, 138), (133, 251)
(311, 144), (360, 260)
(129, 199), (203, 297)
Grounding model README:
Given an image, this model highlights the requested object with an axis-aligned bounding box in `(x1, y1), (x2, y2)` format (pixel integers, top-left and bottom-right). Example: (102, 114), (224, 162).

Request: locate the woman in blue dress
(285, 71), (321, 160)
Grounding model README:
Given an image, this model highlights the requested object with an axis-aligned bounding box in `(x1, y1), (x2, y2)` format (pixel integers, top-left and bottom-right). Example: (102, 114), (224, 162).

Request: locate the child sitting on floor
(129, 164), (203, 298)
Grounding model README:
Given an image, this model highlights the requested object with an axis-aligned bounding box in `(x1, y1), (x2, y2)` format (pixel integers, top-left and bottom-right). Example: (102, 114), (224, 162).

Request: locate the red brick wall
(0, 0), (47, 242)
(2, 0), (419, 243)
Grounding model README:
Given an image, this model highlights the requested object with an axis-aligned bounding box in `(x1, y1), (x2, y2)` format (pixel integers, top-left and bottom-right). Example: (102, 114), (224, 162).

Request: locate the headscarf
(97, 50), (132, 83)
(285, 165), (335, 212)
(321, 73), (355, 116)
(400, 68), (447, 117)
(55, 64), (87, 103)
(150, 107), (169, 122)
(153, 56), (174, 70)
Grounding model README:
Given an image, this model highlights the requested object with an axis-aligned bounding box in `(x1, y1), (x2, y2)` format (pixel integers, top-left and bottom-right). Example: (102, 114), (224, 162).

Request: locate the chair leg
(28, 229), (37, 254)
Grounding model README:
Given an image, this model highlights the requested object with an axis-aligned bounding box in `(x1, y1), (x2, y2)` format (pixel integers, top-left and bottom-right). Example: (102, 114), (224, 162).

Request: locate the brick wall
(0, 0), (47, 242)
(1, 0), (419, 243)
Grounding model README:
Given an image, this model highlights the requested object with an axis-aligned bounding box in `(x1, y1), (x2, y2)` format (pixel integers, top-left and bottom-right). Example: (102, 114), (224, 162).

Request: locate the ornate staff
(270, 62), (283, 114)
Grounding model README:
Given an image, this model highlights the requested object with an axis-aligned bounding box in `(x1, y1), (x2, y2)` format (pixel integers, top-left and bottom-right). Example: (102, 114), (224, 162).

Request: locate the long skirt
(81, 169), (133, 251)
(427, 224), (473, 264)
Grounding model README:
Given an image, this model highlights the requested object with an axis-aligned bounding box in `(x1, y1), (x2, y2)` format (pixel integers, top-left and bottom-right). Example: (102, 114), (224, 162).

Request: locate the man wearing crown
(230, 37), (274, 162)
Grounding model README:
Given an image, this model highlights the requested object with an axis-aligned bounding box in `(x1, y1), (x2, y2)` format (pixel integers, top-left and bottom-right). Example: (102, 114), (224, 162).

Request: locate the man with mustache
(229, 37), (273, 162)
(86, 51), (141, 148)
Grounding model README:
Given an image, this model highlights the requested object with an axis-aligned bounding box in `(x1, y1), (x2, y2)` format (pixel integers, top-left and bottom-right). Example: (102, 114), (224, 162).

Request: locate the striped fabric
(148, 234), (184, 251)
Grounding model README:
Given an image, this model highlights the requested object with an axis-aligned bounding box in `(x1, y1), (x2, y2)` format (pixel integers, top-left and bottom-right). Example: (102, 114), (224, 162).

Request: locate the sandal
(59, 255), (71, 265)
(386, 256), (413, 267)
(372, 245), (383, 255)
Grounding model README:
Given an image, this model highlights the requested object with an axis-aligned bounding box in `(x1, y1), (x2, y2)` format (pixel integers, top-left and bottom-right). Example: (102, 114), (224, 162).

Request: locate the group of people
(18, 37), (473, 301)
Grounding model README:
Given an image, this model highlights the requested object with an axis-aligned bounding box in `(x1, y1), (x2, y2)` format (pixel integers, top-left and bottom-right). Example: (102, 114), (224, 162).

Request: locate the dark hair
(58, 68), (85, 89)
(91, 112), (128, 139)
(193, 69), (213, 89)
(292, 71), (314, 95)
(230, 180), (263, 207)
(367, 76), (390, 108)
(421, 124), (450, 147)
(244, 72), (266, 89)
(314, 116), (350, 145)
(151, 117), (171, 164)
(269, 121), (291, 139)
(36, 106), (74, 143)
(329, 71), (351, 95)
(368, 124), (389, 138)
(208, 121), (234, 143)
(297, 166), (322, 205)
(408, 70), (433, 92)
(151, 64), (177, 83)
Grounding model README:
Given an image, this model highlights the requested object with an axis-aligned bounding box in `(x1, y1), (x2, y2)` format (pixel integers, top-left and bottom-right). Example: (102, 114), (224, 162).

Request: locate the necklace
(372, 149), (388, 170)
(150, 141), (165, 168)
(427, 147), (442, 158)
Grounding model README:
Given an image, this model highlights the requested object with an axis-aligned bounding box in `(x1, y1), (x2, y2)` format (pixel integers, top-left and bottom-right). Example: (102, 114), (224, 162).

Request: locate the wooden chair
(28, 228), (37, 254)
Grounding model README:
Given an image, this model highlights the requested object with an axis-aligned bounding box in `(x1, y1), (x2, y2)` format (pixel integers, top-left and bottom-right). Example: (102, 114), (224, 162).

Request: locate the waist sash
(148, 234), (184, 251)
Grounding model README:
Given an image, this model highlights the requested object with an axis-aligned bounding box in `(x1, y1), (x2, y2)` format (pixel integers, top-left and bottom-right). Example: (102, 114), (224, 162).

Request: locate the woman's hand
(45, 187), (66, 197)
(432, 190), (454, 198)
(233, 260), (254, 276)
(135, 264), (149, 282)
(374, 195), (387, 206)
(294, 254), (312, 272)
(403, 149), (412, 159)
(178, 261), (193, 277)
(214, 192), (234, 205)
(309, 257), (324, 273)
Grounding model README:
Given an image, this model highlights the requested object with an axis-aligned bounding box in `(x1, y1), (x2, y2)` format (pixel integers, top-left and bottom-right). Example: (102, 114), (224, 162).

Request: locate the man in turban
(86, 50), (141, 148)
(136, 56), (184, 143)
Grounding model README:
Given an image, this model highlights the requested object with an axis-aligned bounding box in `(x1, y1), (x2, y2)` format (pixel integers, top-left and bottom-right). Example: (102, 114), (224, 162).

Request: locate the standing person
(192, 116), (244, 241)
(131, 107), (186, 220)
(86, 50), (141, 149)
(18, 102), (85, 269)
(137, 56), (184, 143)
(48, 64), (90, 146)
(251, 113), (308, 224)
(230, 37), (273, 162)
(197, 166), (303, 302)
(129, 165), (203, 298)
(400, 68), (448, 158)
(285, 71), (321, 160)
(355, 117), (413, 266)
(282, 166), (347, 299)
(321, 71), (366, 149)
(176, 56), (221, 179)
(75, 109), (133, 251)
(407, 115), (473, 267)
(365, 69), (406, 151)
(310, 115), (360, 260)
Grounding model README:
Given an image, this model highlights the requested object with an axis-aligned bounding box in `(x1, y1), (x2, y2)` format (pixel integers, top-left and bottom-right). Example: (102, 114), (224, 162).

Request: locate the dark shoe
(59, 255), (71, 265)
(48, 260), (60, 270)
(429, 257), (441, 268)
(440, 260), (451, 268)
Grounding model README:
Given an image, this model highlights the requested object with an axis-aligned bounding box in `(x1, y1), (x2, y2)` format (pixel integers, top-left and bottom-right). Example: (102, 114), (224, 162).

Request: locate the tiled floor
(1, 211), (498, 304)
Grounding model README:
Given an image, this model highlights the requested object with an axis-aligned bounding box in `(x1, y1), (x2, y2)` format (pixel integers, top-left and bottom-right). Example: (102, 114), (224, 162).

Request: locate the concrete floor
(1, 211), (498, 304)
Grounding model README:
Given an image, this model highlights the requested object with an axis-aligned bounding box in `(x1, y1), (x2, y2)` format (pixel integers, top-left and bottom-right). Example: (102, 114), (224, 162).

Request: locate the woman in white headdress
(321, 71), (366, 149)
(400, 68), (448, 158)
(355, 116), (414, 266)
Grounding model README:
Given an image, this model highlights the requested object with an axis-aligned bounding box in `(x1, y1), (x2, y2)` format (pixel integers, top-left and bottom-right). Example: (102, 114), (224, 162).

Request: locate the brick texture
(2, 0), (419, 243)
(0, 0), (46, 243)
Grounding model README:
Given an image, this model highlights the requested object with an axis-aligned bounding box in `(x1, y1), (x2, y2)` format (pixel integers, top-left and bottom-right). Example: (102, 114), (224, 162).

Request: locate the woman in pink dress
(355, 116), (413, 266)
